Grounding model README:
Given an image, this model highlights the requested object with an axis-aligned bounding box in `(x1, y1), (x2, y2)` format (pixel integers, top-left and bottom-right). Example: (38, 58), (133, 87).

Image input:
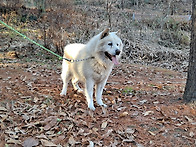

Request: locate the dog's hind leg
(71, 78), (83, 93)
(60, 62), (71, 96)
(60, 74), (71, 96)
(85, 79), (95, 110)
(95, 79), (107, 107)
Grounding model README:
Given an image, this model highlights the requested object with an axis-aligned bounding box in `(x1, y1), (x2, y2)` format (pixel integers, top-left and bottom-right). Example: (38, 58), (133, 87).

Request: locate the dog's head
(98, 28), (123, 65)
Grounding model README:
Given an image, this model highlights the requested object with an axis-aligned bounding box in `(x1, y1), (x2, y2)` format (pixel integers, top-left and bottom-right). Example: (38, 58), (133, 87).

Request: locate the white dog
(60, 29), (123, 110)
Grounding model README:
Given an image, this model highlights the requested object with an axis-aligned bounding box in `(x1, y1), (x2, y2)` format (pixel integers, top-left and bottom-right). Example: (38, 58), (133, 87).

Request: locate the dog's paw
(97, 100), (107, 108)
(88, 104), (95, 111)
(77, 89), (83, 93)
(60, 93), (66, 97)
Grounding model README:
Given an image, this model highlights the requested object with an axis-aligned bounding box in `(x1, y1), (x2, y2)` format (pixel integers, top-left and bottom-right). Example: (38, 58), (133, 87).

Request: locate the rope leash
(0, 19), (93, 62)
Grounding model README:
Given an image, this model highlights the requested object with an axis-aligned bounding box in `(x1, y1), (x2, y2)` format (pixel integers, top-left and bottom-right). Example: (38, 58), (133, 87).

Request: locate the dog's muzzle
(105, 49), (121, 65)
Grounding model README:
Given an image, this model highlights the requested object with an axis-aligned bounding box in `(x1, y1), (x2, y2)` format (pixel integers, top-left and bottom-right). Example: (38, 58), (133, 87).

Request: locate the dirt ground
(0, 0), (195, 146)
(0, 55), (195, 147)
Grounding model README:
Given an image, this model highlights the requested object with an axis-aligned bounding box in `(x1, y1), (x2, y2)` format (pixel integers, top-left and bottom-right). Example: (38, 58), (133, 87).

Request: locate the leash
(0, 19), (94, 63)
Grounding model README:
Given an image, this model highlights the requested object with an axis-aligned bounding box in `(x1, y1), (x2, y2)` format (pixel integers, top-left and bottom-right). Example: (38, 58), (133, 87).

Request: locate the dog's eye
(108, 42), (113, 46)
(117, 43), (119, 46)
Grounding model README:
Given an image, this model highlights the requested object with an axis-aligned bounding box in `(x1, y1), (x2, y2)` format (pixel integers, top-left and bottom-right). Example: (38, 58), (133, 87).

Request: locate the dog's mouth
(104, 52), (119, 65)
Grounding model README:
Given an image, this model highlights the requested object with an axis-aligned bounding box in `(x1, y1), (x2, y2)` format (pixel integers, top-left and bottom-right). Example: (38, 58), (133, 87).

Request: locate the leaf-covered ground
(0, 56), (195, 147)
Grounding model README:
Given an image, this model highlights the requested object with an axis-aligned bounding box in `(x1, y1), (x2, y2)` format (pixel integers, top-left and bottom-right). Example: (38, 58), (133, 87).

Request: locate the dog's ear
(100, 28), (110, 39)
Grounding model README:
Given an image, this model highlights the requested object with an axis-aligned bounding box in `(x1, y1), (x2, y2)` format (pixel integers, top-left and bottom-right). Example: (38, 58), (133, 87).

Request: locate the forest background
(0, 0), (195, 147)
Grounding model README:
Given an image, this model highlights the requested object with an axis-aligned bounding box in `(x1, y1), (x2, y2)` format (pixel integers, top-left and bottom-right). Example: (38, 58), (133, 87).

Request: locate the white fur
(60, 29), (123, 110)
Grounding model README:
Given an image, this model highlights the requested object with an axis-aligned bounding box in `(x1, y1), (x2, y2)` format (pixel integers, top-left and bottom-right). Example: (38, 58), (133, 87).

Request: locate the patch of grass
(122, 87), (136, 95)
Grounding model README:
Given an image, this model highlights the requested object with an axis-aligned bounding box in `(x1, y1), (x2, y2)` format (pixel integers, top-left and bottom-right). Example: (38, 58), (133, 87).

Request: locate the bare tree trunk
(121, 0), (124, 10)
(183, 0), (196, 102)
(106, 0), (112, 28)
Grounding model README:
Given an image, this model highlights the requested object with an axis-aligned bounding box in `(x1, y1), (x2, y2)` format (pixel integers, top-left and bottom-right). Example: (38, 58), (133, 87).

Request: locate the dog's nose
(115, 49), (121, 55)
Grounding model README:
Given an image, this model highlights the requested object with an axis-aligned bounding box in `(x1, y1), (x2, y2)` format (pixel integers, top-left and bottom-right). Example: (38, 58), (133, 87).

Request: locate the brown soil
(0, 57), (195, 147)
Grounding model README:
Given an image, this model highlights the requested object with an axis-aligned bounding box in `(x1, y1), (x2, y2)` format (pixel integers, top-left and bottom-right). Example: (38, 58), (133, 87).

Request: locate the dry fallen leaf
(0, 106), (7, 111)
(87, 109), (94, 118)
(120, 111), (128, 117)
(7, 138), (21, 144)
(185, 116), (193, 123)
(59, 112), (67, 116)
(53, 135), (65, 144)
(43, 116), (57, 131)
(22, 114), (30, 121)
(143, 111), (154, 116)
(36, 134), (48, 140)
(0, 114), (8, 122)
(132, 111), (139, 116)
(137, 143), (145, 147)
(189, 131), (194, 138)
(122, 137), (134, 143)
(126, 127), (135, 134)
(23, 137), (39, 147)
(102, 129), (113, 138)
(40, 139), (57, 146)
(92, 128), (98, 132)
(68, 123), (74, 130)
(68, 136), (76, 145)
(101, 121), (108, 129)
(148, 131), (156, 136)
(139, 99), (147, 105)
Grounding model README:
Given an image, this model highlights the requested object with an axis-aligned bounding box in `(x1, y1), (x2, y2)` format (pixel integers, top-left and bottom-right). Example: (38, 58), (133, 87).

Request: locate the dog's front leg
(85, 79), (95, 111)
(95, 80), (107, 108)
